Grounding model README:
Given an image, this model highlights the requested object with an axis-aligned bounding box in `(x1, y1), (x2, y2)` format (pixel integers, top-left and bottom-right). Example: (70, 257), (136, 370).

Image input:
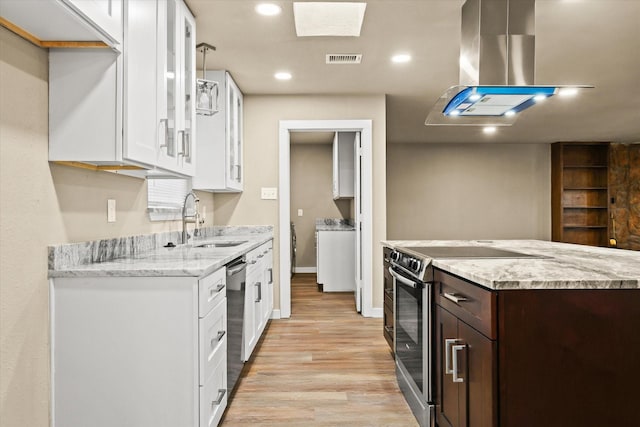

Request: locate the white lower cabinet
(316, 230), (356, 292)
(200, 353), (227, 427)
(50, 267), (227, 427)
(242, 240), (274, 361)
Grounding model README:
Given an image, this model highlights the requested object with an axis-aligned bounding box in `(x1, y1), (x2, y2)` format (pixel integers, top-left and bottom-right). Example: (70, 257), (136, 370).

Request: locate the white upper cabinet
(62, 0), (123, 46)
(156, 0), (196, 176)
(122, 0), (159, 169)
(194, 70), (243, 192)
(48, 0), (197, 178)
(333, 132), (355, 199)
(0, 0), (123, 48)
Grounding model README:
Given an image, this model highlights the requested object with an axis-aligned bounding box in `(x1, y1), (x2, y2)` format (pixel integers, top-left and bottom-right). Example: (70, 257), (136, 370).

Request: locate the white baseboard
(367, 307), (383, 318)
(294, 267), (317, 273)
(271, 309), (281, 319)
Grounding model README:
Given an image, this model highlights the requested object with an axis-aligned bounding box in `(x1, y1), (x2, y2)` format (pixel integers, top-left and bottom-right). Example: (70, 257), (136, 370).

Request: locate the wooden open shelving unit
(552, 142), (610, 247)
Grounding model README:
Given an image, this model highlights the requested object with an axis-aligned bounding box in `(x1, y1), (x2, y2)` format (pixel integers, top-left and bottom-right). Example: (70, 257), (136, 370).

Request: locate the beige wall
(214, 94), (387, 310)
(290, 143), (351, 268)
(386, 143), (551, 240)
(0, 28), (214, 425)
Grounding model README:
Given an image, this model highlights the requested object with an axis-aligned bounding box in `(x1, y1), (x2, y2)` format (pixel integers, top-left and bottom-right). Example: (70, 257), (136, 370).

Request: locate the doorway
(278, 120), (373, 319)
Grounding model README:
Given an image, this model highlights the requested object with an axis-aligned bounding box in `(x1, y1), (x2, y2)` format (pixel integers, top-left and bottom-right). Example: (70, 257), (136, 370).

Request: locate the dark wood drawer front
(384, 285), (393, 309)
(383, 303), (394, 350)
(435, 269), (497, 340)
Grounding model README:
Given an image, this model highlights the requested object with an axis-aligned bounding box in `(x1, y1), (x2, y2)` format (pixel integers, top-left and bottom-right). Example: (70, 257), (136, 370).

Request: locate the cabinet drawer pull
(212, 388), (227, 406)
(249, 260), (257, 265)
(255, 282), (262, 302)
(177, 130), (185, 156)
(452, 344), (466, 383)
(210, 284), (225, 298)
(384, 288), (393, 296)
(443, 292), (468, 304)
(159, 118), (169, 150)
(268, 268), (273, 284)
(258, 254), (264, 258)
(384, 325), (393, 334)
(445, 338), (457, 374)
(215, 330), (226, 343)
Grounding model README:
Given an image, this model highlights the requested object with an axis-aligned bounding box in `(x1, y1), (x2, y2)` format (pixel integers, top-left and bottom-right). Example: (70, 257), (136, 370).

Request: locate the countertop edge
(381, 239), (640, 290)
(48, 234), (273, 279)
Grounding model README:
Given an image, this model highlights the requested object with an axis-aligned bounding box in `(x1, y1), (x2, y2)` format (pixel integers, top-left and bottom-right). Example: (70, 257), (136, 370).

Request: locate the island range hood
(425, 0), (591, 126)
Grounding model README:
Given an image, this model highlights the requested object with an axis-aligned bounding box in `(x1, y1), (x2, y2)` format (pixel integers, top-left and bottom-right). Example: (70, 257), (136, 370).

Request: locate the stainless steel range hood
(425, 0), (591, 126)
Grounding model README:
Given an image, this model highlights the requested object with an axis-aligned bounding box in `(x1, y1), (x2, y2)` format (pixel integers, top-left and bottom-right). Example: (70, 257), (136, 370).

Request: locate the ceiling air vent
(326, 54), (362, 64)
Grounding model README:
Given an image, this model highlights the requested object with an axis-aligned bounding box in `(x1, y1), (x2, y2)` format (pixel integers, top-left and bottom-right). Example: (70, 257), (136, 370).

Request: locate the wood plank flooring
(221, 273), (418, 426)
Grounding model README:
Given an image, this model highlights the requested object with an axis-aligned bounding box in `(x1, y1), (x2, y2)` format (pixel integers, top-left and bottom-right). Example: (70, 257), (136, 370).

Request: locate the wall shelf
(552, 142), (610, 247)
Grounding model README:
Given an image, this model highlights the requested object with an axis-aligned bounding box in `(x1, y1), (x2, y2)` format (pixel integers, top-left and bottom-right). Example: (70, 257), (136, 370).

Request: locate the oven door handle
(389, 267), (419, 289)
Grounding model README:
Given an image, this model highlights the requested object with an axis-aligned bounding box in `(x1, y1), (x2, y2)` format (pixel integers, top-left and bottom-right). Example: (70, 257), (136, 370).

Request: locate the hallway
(221, 274), (418, 426)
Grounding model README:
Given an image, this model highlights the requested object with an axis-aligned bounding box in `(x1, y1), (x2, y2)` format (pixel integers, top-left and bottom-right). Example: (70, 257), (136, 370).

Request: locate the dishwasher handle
(227, 258), (247, 276)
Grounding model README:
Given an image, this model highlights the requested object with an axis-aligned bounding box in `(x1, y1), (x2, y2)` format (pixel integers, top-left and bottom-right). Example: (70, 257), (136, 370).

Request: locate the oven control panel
(389, 249), (432, 282)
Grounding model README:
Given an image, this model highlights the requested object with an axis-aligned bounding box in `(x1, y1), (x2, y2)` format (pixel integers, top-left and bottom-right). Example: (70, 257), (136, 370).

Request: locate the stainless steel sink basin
(196, 240), (248, 248)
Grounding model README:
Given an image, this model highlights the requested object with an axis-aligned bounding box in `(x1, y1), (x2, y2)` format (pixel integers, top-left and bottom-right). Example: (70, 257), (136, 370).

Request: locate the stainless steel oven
(389, 249), (434, 427)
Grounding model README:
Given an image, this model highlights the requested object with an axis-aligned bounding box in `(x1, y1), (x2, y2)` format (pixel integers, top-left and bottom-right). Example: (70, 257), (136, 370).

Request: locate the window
(147, 178), (191, 221)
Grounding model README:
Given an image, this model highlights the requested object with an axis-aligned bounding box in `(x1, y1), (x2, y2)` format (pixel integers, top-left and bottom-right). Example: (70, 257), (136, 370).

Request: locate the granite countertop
(315, 218), (355, 231)
(49, 226), (273, 278)
(382, 239), (640, 290)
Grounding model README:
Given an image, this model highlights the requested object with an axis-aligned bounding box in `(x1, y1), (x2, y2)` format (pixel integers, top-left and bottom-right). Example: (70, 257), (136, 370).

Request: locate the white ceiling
(188, 0), (640, 144)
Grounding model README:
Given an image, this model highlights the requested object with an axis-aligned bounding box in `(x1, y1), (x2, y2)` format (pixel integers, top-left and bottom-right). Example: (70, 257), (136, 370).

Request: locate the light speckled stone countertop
(49, 226), (273, 278)
(315, 218), (355, 231)
(382, 239), (640, 290)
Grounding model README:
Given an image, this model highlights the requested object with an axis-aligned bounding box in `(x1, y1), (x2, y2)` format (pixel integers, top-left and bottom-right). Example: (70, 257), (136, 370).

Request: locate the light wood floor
(221, 273), (418, 426)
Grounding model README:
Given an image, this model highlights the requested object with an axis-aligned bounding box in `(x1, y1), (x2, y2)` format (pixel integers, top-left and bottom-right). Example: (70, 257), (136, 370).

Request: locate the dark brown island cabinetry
(435, 270), (497, 427)
(552, 142), (610, 247)
(382, 246), (394, 353)
(435, 269), (640, 427)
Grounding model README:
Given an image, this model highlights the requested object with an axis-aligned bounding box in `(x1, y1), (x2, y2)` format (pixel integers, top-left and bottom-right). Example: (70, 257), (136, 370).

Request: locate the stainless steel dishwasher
(226, 256), (246, 395)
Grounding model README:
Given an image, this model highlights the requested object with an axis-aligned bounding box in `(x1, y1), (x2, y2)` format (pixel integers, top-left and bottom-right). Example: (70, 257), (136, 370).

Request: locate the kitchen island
(382, 239), (640, 427)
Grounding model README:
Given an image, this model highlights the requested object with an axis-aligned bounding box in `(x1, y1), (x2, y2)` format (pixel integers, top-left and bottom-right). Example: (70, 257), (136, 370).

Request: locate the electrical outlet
(261, 187), (278, 200)
(107, 199), (116, 222)
(298, 209), (303, 217)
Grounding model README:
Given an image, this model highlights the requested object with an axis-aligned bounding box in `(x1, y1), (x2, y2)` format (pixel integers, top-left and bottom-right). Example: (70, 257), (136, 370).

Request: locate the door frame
(278, 120), (373, 318)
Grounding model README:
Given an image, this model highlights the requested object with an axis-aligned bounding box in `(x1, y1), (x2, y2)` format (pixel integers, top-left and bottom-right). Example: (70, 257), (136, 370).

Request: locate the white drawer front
(199, 297), (227, 385)
(199, 267), (226, 317)
(200, 355), (227, 427)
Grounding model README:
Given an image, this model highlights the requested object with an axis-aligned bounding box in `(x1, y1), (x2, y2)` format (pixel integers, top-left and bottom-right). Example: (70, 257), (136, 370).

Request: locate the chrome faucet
(182, 191), (200, 244)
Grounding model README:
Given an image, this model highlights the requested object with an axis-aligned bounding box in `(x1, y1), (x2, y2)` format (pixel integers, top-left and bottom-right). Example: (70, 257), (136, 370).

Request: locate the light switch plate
(261, 187), (278, 200)
(107, 199), (116, 222)
(298, 209), (303, 217)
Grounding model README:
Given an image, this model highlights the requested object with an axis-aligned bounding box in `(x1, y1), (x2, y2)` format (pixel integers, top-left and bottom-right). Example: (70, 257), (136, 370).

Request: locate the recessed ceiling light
(391, 54), (411, 63)
(468, 93), (481, 101)
(533, 94), (548, 102)
(449, 110), (461, 116)
(504, 110), (516, 117)
(483, 126), (497, 134)
(256, 3), (282, 16)
(558, 87), (579, 97)
(275, 72), (292, 80)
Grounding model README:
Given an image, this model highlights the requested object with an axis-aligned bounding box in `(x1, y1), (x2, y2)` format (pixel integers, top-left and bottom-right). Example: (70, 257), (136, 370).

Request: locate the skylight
(293, 2), (367, 37)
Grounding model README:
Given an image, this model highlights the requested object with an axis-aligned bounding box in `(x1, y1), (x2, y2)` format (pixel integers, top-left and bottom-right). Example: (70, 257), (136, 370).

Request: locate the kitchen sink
(195, 240), (248, 248)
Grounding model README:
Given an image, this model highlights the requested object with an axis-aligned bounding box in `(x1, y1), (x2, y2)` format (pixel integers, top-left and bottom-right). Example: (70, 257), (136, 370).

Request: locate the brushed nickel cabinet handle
(445, 338), (457, 375)
(452, 344), (466, 383)
(255, 282), (262, 302)
(443, 292), (468, 304)
(212, 389), (226, 406)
